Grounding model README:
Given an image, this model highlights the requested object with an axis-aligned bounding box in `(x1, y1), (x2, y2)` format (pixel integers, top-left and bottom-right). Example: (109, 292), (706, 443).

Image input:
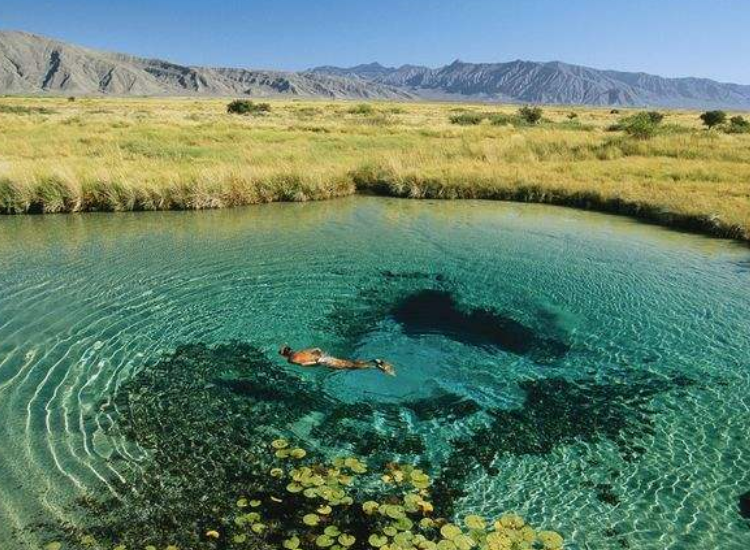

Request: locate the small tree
(227, 99), (272, 115)
(700, 110), (727, 129)
(518, 106), (543, 124)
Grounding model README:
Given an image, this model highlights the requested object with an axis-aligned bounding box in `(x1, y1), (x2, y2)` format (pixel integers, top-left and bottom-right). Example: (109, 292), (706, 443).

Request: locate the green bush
(518, 106), (543, 124)
(0, 104), (55, 115)
(487, 113), (519, 126)
(348, 103), (375, 115)
(610, 111), (665, 140)
(700, 110), (727, 129)
(725, 115), (750, 134)
(645, 111), (665, 124)
(227, 99), (272, 115)
(449, 112), (486, 125)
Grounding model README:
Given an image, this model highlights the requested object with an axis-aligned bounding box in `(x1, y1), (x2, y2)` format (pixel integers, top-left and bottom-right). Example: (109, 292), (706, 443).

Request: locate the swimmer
(279, 346), (396, 376)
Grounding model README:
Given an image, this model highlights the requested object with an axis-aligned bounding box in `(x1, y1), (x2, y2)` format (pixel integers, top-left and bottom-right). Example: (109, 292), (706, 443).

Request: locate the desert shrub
(449, 112), (486, 125)
(624, 117), (658, 140)
(518, 106), (544, 124)
(295, 106), (323, 117)
(610, 111), (665, 140)
(567, 112), (578, 120)
(67, 96), (76, 102)
(610, 109), (620, 115)
(227, 99), (272, 115)
(700, 110), (727, 129)
(0, 104), (55, 115)
(348, 103), (375, 115)
(487, 113), (518, 126)
(725, 115), (750, 134)
(645, 111), (665, 124)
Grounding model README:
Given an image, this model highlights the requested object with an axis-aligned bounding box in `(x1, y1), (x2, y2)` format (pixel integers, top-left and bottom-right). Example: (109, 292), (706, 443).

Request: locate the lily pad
(369, 534), (388, 548)
(290, 448), (307, 459)
(440, 524), (462, 540)
(303, 513), (321, 526)
(325, 526), (342, 537)
(464, 515), (486, 530)
(284, 536), (301, 550)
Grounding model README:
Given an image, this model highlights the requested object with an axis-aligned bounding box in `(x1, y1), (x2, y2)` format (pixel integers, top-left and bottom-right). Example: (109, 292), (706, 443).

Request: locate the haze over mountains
(2, 30), (750, 109)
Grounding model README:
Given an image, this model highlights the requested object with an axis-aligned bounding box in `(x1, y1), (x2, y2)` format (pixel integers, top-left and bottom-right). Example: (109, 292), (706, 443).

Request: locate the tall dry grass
(0, 97), (748, 240)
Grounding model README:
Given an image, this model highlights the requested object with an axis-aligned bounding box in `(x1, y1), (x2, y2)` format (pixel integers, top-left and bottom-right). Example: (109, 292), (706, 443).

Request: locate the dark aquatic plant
(220, 441), (565, 550)
(48, 439), (564, 550)
(37, 334), (694, 549)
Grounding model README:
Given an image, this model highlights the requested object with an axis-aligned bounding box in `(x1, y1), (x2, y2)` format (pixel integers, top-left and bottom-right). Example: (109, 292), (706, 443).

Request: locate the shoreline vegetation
(1, 97), (749, 242)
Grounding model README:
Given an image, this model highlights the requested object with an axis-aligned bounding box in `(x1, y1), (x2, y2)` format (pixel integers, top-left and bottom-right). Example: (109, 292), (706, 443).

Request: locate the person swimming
(279, 345), (396, 376)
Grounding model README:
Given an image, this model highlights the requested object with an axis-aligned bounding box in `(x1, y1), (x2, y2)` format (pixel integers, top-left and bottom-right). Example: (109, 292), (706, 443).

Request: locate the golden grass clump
(0, 97), (748, 241)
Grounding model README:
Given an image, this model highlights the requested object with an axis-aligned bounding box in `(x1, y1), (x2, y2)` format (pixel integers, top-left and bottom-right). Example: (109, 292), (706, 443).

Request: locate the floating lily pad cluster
(220, 440), (564, 550)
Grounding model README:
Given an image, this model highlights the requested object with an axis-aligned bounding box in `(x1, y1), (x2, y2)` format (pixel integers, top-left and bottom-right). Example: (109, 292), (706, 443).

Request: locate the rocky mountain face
(0, 31), (413, 99)
(2, 30), (749, 108)
(310, 60), (750, 109)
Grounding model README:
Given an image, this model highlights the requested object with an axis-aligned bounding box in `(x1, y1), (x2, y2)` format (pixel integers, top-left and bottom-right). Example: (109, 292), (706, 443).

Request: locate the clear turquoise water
(0, 197), (749, 549)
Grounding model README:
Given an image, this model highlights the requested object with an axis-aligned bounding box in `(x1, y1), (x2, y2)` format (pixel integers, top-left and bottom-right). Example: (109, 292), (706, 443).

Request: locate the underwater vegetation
(48, 438), (565, 550)
(430, 375), (694, 513)
(37, 339), (697, 548)
(739, 491), (750, 521)
(327, 274), (569, 365)
(220, 441), (564, 550)
(389, 290), (569, 363)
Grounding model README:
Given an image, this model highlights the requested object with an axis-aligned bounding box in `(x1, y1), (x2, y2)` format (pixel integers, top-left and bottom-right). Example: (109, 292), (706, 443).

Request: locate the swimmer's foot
(373, 359), (396, 376)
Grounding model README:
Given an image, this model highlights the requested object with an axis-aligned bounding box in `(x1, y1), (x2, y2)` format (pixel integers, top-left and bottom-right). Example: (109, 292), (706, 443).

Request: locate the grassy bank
(0, 97), (748, 241)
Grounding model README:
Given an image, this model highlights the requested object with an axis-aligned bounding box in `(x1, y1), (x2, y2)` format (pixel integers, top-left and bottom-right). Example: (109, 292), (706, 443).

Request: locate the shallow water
(0, 197), (749, 549)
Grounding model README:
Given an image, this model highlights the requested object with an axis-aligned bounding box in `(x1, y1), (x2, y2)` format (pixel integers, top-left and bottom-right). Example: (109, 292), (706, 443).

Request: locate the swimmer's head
(374, 359), (396, 376)
(279, 345), (292, 357)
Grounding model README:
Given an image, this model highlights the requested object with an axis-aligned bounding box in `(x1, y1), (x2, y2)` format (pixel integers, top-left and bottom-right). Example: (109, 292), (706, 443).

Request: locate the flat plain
(1, 97), (748, 240)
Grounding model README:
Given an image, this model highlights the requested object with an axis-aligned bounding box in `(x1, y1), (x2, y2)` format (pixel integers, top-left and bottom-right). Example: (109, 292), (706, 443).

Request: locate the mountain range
(2, 30), (750, 109)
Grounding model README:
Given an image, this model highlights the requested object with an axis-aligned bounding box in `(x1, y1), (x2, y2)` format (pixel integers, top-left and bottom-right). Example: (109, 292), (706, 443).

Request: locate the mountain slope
(2, 30), (749, 108)
(0, 31), (413, 99)
(310, 60), (750, 109)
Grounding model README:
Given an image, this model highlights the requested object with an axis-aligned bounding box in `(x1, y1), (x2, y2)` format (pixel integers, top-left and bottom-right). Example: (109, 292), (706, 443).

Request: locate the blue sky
(2, 0), (749, 83)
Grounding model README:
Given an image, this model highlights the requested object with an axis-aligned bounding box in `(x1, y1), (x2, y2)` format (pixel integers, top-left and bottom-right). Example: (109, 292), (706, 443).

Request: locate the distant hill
(0, 31), (413, 99)
(2, 30), (749, 108)
(310, 60), (750, 109)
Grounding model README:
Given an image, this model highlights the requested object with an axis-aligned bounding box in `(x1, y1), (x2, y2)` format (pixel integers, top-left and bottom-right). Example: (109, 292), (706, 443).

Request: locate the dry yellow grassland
(0, 97), (748, 241)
